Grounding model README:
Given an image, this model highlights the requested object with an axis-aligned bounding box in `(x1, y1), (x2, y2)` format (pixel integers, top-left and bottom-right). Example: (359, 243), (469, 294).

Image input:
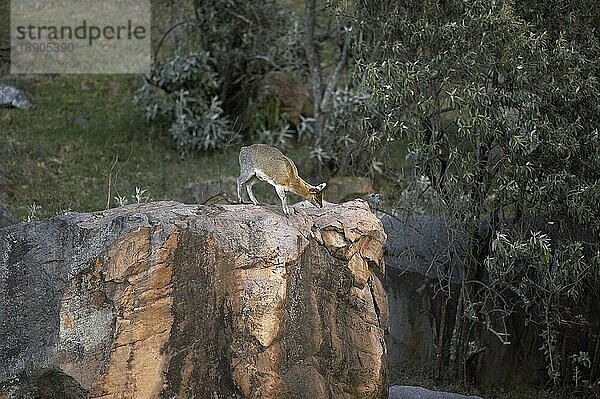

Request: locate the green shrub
(245, 96), (294, 149)
(133, 50), (234, 156)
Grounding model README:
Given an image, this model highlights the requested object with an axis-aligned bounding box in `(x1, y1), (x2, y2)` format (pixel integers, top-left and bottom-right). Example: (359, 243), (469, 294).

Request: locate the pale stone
(0, 200), (388, 399)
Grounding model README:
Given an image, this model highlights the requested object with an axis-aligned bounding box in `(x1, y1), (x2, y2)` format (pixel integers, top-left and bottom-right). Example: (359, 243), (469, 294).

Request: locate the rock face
(382, 214), (546, 385)
(0, 200), (388, 399)
(382, 214), (460, 365)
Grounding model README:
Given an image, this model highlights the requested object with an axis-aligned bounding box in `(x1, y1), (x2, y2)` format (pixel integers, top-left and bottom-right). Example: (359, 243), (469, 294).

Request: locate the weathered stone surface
(183, 179), (237, 205)
(0, 200), (388, 399)
(383, 214), (456, 367)
(0, 84), (30, 109)
(389, 386), (483, 399)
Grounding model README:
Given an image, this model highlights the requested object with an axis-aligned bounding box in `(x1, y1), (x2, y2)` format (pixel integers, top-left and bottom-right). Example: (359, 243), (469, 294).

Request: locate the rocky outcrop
(389, 386), (483, 399)
(382, 214), (460, 365)
(0, 200), (388, 399)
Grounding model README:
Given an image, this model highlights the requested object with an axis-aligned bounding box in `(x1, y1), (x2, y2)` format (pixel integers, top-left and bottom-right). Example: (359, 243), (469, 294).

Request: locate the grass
(0, 74), (241, 220)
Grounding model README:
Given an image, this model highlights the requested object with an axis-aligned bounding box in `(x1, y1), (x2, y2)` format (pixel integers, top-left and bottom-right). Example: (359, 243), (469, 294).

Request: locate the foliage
(188, 0), (295, 86)
(134, 0), (304, 154)
(302, 1), (353, 169)
(0, 1), (8, 75)
(245, 97), (294, 150)
(341, 0), (600, 388)
(303, 87), (380, 175)
(134, 49), (234, 156)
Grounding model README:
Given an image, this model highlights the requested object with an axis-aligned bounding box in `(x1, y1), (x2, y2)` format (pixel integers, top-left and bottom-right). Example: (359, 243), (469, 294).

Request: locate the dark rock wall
(381, 214), (548, 386)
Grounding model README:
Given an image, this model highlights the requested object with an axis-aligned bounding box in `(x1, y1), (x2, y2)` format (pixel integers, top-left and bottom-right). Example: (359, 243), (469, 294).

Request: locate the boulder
(0, 84), (30, 109)
(0, 200), (388, 399)
(382, 214), (460, 363)
(382, 214), (546, 385)
(389, 386), (482, 399)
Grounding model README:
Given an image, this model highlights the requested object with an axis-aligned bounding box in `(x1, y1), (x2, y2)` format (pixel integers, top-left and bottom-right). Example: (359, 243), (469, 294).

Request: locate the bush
(134, 0), (303, 154)
(338, 0), (600, 386)
(245, 96), (294, 150)
(133, 49), (234, 156)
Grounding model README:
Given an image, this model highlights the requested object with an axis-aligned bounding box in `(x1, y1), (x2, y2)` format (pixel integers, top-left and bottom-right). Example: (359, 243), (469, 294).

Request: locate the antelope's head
(307, 182), (327, 208)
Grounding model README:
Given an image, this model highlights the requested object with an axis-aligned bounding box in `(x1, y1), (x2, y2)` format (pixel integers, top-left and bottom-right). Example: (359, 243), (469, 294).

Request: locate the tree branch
(224, 8), (253, 25)
(304, 0), (323, 117)
(321, 31), (350, 112)
(153, 19), (197, 64)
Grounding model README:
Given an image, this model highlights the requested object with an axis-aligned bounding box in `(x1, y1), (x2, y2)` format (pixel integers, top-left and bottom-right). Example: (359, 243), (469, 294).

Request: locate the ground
(0, 75), (242, 220)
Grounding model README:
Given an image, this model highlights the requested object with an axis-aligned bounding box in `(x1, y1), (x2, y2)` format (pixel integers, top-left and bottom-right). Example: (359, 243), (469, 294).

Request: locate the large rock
(0, 84), (30, 109)
(382, 214), (545, 385)
(382, 214), (459, 364)
(0, 200), (388, 399)
(389, 386), (482, 399)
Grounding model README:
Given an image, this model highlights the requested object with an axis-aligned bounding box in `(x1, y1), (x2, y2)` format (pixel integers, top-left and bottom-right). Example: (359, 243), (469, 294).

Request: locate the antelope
(237, 144), (327, 215)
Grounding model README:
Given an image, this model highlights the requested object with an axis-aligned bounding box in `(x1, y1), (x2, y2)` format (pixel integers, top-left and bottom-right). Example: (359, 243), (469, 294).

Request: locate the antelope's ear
(310, 183), (326, 193)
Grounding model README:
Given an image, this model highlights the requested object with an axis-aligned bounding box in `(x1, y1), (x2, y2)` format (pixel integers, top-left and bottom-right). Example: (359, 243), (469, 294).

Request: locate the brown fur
(237, 144), (326, 214)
